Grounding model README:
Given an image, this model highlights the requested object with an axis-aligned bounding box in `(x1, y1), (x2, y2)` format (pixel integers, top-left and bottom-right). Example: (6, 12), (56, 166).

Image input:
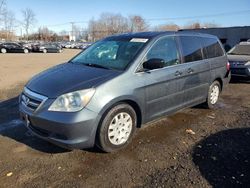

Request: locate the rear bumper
(19, 103), (101, 150)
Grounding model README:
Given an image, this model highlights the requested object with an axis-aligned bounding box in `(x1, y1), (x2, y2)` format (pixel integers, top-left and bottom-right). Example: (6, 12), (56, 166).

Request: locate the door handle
(175, 71), (183, 76)
(187, 68), (194, 74)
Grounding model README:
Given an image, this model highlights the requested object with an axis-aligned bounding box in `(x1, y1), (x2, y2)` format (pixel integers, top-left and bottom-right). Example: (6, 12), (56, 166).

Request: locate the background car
(18, 42), (33, 51)
(32, 43), (62, 53)
(227, 42), (250, 79)
(0, 42), (30, 53)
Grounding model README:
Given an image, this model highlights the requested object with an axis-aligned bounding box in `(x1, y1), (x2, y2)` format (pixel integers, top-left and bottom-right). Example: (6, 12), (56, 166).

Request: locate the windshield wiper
(84, 63), (112, 70)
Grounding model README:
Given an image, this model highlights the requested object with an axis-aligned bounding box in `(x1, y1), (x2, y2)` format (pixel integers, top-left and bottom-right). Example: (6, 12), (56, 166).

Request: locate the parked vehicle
(64, 42), (74, 49)
(0, 42), (29, 53)
(227, 42), (250, 79)
(19, 32), (230, 152)
(79, 42), (92, 50)
(32, 43), (62, 53)
(18, 42), (33, 51)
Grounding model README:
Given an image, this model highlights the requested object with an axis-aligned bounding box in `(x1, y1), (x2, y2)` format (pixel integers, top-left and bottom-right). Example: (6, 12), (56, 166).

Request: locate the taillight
(226, 62), (230, 71)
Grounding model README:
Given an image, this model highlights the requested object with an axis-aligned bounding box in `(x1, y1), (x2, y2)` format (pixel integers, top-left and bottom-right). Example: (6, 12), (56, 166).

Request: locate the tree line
(0, 0), (219, 42)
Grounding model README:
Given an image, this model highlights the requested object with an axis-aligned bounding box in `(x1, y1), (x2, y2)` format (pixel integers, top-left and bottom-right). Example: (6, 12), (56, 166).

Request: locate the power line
(146, 9), (250, 21)
(44, 9), (250, 28)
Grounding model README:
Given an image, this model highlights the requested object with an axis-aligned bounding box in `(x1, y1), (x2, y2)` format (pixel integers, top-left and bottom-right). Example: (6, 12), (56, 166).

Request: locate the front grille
(21, 87), (48, 112)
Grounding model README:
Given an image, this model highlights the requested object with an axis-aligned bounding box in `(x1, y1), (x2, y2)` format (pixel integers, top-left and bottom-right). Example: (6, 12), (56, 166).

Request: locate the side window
(144, 36), (180, 67)
(203, 37), (224, 58)
(179, 36), (203, 63)
(12, 43), (19, 48)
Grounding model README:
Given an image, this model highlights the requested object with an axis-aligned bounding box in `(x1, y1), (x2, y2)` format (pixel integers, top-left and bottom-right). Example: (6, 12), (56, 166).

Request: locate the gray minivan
(19, 31), (231, 152)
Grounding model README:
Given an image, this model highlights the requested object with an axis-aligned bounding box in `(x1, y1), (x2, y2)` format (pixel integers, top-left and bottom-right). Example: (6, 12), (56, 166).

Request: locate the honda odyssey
(19, 31), (231, 152)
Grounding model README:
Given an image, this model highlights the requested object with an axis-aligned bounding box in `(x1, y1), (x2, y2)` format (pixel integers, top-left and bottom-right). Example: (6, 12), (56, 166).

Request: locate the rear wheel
(1, 48), (7, 53)
(96, 104), (137, 152)
(205, 81), (221, 109)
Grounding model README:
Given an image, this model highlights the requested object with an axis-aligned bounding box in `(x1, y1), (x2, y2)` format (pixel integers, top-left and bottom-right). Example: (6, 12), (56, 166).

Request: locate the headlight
(245, 61), (250, 65)
(48, 89), (95, 112)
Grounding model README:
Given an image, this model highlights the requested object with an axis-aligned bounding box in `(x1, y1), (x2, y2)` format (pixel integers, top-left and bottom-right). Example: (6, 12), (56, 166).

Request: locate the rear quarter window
(179, 36), (203, 63)
(202, 37), (224, 59)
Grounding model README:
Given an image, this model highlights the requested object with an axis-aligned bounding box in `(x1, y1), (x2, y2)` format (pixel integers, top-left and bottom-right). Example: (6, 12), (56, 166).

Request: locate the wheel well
(102, 100), (142, 128)
(122, 100), (142, 128)
(214, 78), (223, 90)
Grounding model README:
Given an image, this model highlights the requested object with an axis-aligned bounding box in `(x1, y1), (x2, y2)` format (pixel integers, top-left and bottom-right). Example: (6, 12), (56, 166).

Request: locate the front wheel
(204, 81), (221, 109)
(96, 104), (137, 152)
(1, 48), (7, 53)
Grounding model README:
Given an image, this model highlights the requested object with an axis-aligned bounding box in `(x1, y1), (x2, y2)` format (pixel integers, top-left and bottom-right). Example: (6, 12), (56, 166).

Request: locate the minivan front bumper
(19, 98), (101, 150)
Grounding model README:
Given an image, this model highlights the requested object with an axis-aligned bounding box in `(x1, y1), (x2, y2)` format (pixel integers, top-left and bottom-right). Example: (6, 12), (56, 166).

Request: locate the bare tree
(129, 15), (148, 32)
(88, 13), (130, 41)
(183, 21), (220, 30)
(0, 0), (7, 28)
(154, 23), (180, 31)
(3, 10), (16, 40)
(184, 22), (201, 29)
(22, 8), (36, 40)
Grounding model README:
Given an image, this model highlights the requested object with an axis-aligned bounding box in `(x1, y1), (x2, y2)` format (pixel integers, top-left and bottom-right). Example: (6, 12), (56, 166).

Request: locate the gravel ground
(0, 51), (249, 187)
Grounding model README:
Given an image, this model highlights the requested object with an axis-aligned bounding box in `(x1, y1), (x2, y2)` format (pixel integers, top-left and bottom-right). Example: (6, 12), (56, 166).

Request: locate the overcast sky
(6, 0), (250, 33)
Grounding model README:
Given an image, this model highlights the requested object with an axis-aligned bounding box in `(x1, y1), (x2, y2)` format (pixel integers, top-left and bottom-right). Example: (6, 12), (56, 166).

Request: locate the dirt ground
(0, 51), (249, 187)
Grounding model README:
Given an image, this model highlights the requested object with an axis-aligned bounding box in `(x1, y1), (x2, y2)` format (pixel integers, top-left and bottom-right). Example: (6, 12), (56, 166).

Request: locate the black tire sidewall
(97, 104), (137, 152)
(207, 81), (221, 109)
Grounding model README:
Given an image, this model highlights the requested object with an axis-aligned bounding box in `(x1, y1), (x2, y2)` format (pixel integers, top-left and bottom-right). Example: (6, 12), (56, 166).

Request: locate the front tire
(96, 104), (137, 152)
(205, 81), (221, 109)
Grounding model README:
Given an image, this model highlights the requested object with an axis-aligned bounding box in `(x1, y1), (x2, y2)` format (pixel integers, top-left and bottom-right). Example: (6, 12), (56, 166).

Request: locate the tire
(204, 81), (221, 109)
(43, 49), (47, 53)
(24, 49), (29, 54)
(96, 104), (137, 152)
(1, 48), (7, 53)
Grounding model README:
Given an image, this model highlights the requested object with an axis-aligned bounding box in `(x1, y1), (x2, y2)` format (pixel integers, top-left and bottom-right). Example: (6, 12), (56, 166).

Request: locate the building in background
(185, 26), (250, 51)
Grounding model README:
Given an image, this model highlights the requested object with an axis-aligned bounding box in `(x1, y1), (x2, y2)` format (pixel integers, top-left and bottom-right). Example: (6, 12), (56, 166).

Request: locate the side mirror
(143, 58), (165, 70)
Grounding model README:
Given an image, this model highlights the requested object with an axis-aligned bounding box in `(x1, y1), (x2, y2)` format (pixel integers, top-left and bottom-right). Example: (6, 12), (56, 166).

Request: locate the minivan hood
(26, 63), (120, 98)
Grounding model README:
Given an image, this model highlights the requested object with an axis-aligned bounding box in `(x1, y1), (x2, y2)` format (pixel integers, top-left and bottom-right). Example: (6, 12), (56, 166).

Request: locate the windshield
(228, 44), (250, 55)
(70, 39), (146, 70)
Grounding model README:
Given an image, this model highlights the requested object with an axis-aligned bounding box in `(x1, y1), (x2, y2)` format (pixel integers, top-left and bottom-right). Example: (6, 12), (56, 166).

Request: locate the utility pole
(70, 22), (74, 41)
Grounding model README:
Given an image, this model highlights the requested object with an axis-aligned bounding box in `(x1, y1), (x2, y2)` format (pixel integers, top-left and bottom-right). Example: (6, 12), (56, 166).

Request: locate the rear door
(177, 35), (210, 107)
(140, 36), (187, 121)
